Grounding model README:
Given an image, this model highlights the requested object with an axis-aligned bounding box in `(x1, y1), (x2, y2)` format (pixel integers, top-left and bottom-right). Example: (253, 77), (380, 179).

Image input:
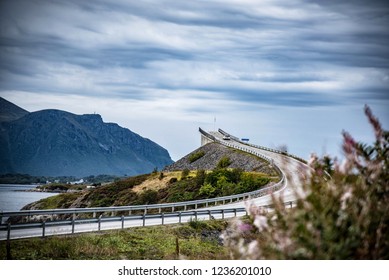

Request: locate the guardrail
(218, 129), (307, 163)
(0, 201), (294, 241)
(0, 129), (286, 225)
(0, 182), (283, 223)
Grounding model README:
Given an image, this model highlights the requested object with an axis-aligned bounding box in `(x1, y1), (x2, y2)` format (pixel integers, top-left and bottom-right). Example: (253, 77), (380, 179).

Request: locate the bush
(199, 183), (217, 197)
(217, 156), (232, 169)
(137, 189), (158, 205)
(222, 106), (389, 259)
(188, 151), (206, 163)
(181, 169), (190, 180)
(195, 169), (206, 187)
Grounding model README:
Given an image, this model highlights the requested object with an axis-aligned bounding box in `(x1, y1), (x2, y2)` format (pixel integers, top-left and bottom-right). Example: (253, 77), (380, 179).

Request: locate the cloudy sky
(1, 0), (388, 161)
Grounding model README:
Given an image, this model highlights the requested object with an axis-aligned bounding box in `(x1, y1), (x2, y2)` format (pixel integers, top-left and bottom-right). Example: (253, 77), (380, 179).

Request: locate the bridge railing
(0, 201), (295, 241)
(218, 129), (307, 164)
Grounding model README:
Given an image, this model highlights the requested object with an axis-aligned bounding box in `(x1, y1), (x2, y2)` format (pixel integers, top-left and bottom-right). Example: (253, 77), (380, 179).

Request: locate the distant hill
(0, 99), (173, 177)
(0, 97), (29, 122)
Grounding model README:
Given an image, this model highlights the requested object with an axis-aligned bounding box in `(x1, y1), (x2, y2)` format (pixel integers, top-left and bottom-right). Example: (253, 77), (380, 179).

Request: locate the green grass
(32, 192), (80, 209)
(0, 219), (230, 260)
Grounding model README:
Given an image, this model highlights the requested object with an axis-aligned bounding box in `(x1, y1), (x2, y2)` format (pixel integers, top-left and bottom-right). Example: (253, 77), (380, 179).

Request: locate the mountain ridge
(0, 99), (173, 177)
(0, 97), (29, 122)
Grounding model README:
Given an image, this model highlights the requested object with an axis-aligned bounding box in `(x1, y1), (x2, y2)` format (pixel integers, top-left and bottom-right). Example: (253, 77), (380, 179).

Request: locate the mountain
(0, 97), (29, 122)
(0, 99), (173, 177)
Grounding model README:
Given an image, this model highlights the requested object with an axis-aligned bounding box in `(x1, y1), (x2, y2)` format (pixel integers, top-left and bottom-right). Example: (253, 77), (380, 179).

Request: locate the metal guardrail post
(142, 214), (146, 227)
(222, 209), (225, 219)
(161, 213), (165, 225)
(171, 206), (174, 212)
(7, 222), (11, 242)
(208, 210), (211, 220)
(42, 221), (46, 238)
(178, 212), (182, 223)
(71, 219), (75, 234)
(195, 211), (198, 220)
(98, 216), (102, 231)
(234, 209), (237, 217)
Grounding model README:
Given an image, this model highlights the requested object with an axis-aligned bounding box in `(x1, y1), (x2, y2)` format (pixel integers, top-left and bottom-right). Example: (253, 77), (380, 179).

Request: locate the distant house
(70, 179), (84, 185)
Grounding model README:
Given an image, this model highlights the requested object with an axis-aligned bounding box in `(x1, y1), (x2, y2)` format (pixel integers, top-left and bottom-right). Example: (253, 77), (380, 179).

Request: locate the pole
(6, 223), (12, 260)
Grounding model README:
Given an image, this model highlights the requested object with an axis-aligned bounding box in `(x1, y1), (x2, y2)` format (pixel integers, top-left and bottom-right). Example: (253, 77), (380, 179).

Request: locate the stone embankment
(164, 142), (276, 175)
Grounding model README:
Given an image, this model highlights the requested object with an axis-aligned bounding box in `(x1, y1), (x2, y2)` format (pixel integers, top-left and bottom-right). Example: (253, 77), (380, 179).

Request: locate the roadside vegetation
(0, 219), (229, 260)
(223, 106), (388, 259)
(23, 165), (275, 210)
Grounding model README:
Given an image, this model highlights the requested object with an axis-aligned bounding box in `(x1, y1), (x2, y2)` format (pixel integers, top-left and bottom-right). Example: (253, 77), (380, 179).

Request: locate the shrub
(169, 177), (178, 184)
(181, 169), (190, 180)
(199, 183), (217, 197)
(188, 151), (206, 163)
(222, 106), (389, 259)
(195, 169), (206, 187)
(217, 156), (232, 169)
(137, 189), (158, 205)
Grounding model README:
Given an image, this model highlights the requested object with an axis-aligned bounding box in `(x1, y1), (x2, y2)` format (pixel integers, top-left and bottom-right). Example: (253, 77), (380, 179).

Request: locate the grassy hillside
(0, 219), (230, 260)
(23, 168), (277, 211)
(22, 143), (279, 211)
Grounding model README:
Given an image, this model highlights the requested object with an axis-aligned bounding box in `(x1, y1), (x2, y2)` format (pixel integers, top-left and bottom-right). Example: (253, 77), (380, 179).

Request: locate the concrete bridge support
(201, 134), (214, 146)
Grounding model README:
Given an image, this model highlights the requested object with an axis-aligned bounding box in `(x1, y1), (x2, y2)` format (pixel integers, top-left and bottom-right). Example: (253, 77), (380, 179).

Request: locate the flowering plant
(222, 106), (388, 259)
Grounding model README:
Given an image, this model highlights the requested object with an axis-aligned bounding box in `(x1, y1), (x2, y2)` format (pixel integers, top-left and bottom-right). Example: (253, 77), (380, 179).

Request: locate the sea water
(0, 184), (57, 212)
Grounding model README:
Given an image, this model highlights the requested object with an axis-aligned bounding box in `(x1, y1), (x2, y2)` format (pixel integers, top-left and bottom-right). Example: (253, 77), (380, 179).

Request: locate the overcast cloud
(1, 0), (388, 161)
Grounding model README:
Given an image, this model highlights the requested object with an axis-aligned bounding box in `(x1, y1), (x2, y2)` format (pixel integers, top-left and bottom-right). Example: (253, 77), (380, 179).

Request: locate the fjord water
(0, 184), (57, 212)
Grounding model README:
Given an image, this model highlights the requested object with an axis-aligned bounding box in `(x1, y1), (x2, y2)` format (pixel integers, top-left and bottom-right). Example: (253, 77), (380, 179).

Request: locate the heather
(223, 106), (388, 259)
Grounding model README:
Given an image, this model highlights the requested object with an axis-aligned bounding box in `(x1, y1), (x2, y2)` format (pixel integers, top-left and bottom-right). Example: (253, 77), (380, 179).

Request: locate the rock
(164, 142), (275, 174)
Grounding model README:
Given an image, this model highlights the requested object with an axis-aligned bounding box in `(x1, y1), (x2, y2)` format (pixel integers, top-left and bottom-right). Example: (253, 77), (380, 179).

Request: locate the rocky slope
(0, 99), (173, 177)
(0, 97), (29, 122)
(164, 142), (276, 175)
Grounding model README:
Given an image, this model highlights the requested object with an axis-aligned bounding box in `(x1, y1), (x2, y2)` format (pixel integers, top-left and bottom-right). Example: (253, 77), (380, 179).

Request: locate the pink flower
(238, 223), (253, 233)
